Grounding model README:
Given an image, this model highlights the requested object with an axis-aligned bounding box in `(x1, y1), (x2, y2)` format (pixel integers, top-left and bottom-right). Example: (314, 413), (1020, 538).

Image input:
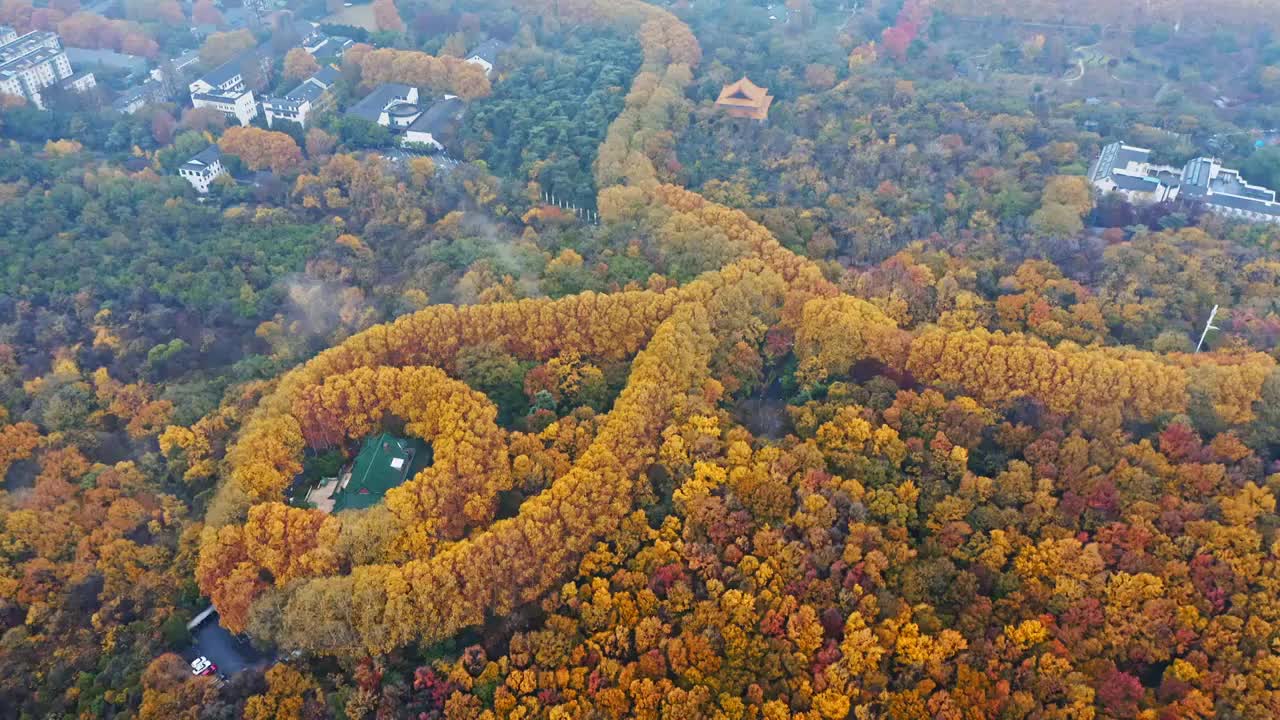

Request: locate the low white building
(1179, 156), (1280, 224)
(191, 89), (258, 126)
(179, 145), (228, 194)
(60, 71), (96, 94)
(1090, 142), (1280, 224)
(1088, 142), (1180, 203)
(464, 39), (507, 78)
(403, 96), (465, 151)
(346, 84), (421, 128)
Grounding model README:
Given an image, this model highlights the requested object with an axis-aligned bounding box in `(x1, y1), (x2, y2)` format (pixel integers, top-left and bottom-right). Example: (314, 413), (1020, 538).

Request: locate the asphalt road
(186, 617), (265, 676)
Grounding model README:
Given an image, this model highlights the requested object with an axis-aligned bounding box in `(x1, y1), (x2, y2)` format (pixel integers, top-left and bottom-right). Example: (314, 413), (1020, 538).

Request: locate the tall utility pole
(1195, 305), (1219, 353)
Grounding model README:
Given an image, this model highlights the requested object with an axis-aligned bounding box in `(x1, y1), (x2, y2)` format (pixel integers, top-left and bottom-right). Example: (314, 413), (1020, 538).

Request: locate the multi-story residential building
(179, 145), (228, 194)
(0, 30), (95, 109)
(263, 66), (339, 129)
(60, 70), (96, 94)
(189, 52), (260, 126)
(1090, 142), (1280, 224)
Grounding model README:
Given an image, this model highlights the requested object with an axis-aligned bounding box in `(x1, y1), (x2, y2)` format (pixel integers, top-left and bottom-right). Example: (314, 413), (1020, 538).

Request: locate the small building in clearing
(178, 145), (227, 194)
(715, 76), (773, 122)
(306, 433), (430, 513)
(465, 38), (508, 78)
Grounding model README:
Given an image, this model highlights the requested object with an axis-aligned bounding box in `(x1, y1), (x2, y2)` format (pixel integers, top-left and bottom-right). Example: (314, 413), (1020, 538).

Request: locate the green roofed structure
(307, 432), (430, 513)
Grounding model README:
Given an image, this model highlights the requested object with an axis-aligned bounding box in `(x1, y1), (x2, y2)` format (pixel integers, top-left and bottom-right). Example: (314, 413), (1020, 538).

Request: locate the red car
(190, 656), (218, 677)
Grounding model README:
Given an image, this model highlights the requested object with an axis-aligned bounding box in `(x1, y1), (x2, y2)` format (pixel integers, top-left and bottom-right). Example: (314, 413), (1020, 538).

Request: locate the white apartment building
(0, 29), (95, 109)
(263, 66), (338, 129)
(189, 53), (259, 126)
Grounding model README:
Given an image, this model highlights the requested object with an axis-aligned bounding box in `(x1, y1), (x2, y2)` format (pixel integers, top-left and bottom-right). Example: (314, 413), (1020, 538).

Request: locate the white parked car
(190, 656), (217, 676)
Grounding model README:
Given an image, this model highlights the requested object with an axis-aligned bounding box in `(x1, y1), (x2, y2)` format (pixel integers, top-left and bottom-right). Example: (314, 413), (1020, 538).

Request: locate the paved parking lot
(379, 149), (462, 174)
(184, 613), (266, 676)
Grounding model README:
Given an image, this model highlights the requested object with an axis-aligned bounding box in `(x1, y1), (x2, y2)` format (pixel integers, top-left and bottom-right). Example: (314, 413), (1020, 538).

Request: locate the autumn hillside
(166, 0), (1280, 718)
(2, 0), (1280, 717)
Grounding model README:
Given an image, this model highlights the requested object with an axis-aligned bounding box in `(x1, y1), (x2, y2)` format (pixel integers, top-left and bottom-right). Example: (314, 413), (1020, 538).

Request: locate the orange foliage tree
(218, 127), (304, 174)
(371, 0), (404, 32)
(282, 47), (319, 81)
(347, 47), (491, 100)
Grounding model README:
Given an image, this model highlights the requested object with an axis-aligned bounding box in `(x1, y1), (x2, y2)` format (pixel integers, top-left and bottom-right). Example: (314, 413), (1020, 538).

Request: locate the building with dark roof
(1110, 173), (1160, 193)
(1177, 156), (1280, 223)
(304, 33), (355, 60)
(312, 65), (340, 86)
(196, 56), (246, 91)
(465, 38), (508, 77)
(403, 96), (465, 151)
(1089, 141), (1280, 224)
(178, 145), (227, 194)
(188, 48), (269, 126)
(112, 82), (160, 114)
(1088, 142), (1179, 202)
(263, 66), (340, 128)
(151, 49), (200, 86)
(288, 80), (327, 105)
(345, 83), (420, 127)
(59, 70), (97, 94)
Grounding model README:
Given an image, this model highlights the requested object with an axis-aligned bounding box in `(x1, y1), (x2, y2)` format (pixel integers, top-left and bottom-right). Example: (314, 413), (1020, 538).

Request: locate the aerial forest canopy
(167, 0), (1280, 718)
(2, 0), (1280, 718)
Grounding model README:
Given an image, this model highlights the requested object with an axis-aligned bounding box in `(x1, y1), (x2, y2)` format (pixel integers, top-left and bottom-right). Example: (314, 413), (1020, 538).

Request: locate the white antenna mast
(1194, 305), (1219, 353)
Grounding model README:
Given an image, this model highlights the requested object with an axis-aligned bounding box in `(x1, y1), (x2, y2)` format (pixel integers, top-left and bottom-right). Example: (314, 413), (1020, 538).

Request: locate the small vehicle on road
(190, 656), (218, 677)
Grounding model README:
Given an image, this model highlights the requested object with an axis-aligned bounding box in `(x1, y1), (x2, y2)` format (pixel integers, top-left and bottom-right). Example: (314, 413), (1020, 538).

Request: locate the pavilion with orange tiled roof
(715, 76), (774, 122)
